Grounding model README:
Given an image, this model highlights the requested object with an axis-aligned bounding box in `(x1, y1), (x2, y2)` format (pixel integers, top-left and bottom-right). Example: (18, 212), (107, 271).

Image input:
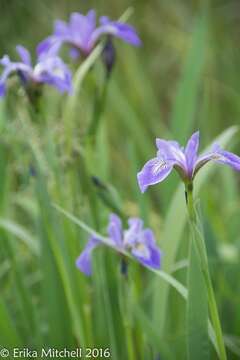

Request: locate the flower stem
(118, 271), (135, 360)
(87, 75), (110, 141)
(185, 183), (227, 360)
(185, 182), (196, 222)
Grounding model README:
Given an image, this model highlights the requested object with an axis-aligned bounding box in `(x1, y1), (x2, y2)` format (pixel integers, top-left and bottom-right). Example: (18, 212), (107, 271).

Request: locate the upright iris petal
(37, 9), (141, 59)
(107, 213), (123, 248)
(16, 45), (32, 66)
(137, 131), (240, 192)
(184, 131), (199, 178)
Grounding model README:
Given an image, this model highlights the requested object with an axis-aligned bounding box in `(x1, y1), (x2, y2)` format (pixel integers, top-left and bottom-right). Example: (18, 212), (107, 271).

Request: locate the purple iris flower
(137, 131), (240, 193)
(0, 45), (72, 97)
(37, 10), (141, 60)
(76, 213), (161, 276)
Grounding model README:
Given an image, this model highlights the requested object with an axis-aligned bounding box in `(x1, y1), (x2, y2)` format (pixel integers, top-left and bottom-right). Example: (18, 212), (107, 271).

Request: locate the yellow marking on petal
(134, 243), (150, 258)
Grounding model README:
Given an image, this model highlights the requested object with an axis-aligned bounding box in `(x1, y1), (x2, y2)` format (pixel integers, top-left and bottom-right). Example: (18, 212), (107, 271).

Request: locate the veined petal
(184, 131), (199, 177)
(107, 213), (123, 247)
(137, 157), (173, 193)
(76, 236), (100, 276)
(131, 229), (161, 269)
(16, 45), (32, 66)
(194, 143), (240, 176)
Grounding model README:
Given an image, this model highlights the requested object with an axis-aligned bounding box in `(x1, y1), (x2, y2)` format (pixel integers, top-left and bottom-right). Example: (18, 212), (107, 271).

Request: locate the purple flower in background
(76, 213), (161, 276)
(0, 45), (72, 97)
(137, 131), (240, 193)
(37, 10), (141, 60)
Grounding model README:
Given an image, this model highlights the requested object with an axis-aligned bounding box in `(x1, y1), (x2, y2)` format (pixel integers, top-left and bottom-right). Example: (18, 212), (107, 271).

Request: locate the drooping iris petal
(0, 55), (31, 97)
(89, 17), (141, 49)
(76, 236), (100, 276)
(99, 16), (141, 46)
(107, 213), (123, 247)
(137, 157), (173, 193)
(194, 144), (240, 175)
(184, 131), (199, 177)
(131, 229), (161, 269)
(216, 149), (240, 170)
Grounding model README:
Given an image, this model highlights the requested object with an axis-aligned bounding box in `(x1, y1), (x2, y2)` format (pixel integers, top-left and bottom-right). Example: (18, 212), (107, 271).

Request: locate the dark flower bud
(29, 163), (37, 177)
(120, 258), (128, 276)
(17, 70), (28, 87)
(102, 36), (116, 78)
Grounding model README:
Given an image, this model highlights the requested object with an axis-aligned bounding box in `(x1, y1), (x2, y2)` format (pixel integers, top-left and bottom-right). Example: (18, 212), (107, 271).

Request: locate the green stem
(118, 271), (135, 360)
(87, 76), (110, 141)
(185, 182), (196, 222)
(185, 183), (227, 360)
(83, 70), (112, 229)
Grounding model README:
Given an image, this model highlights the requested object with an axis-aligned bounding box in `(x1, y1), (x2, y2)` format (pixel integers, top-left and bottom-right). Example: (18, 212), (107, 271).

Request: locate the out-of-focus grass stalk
(118, 269), (135, 360)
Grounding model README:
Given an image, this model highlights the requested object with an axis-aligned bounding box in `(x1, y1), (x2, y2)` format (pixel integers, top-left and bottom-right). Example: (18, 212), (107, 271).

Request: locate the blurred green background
(0, 1), (240, 359)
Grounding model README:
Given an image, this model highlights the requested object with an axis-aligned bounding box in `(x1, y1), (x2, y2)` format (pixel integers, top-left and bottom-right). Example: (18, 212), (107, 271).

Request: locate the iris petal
(107, 213), (123, 247)
(90, 21), (141, 49)
(184, 131), (199, 177)
(131, 229), (161, 269)
(16, 45), (32, 66)
(194, 144), (240, 176)
(76, 237), (100, 276)
(137, 157), (173, 193)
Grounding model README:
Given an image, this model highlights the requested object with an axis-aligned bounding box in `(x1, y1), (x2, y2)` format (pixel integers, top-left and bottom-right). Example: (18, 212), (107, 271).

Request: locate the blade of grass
(170, 14), (207, 141)
(187, 237), (209, 359)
